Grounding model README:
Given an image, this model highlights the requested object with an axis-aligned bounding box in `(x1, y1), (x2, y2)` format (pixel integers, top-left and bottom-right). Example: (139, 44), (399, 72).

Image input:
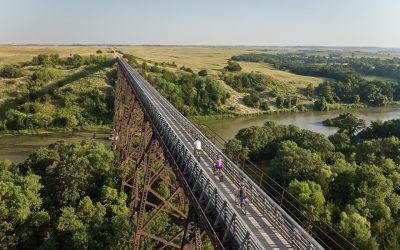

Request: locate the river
(1, 106), (399, 163)
(203, 106), (400, 142)
(0, 131), (112, 163)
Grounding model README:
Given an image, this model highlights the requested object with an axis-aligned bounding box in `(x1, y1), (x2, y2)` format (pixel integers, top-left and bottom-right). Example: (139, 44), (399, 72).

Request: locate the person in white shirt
(193, 138), (202, 158)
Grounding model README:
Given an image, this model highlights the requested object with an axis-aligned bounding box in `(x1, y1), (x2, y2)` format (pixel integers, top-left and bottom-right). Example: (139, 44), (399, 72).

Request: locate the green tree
(328, 132), (351, 151)
(276, 96), (284, 108)
(0, 160), (50, 249)
(0, 64), (24, 78)
(305, 83), (314, 98)
(313, 97), (329, 111)
(323, 113), (366, 135)
(23, 140), (116, 212)
(198, 69), (208, 76)
(339, 212), (379, 249)
(283, 98), (292, 108)
(55, 188), (131, 249)
(242, 92), (260, 108)
(315, 83), (335, 103)
(224, 60), (242, 72)
(270, 141), (333, 187)
(353, 94), (361, 103)
(224, 138), (250, 164)
(260, 101), (269, 110)
(288, 180), (330, 222)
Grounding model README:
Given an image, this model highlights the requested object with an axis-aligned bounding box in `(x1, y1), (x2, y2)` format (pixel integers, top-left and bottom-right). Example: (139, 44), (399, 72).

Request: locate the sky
(1, 0), (400, 47)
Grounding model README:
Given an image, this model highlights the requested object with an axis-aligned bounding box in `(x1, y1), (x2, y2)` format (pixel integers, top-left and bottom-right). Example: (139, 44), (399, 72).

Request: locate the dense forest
(224, 117), (400, 249)
(0, 140), (133, 249)
(231, 53), (400, 110)
(0, 54), (115, 132)
(0, 139), (193, 249)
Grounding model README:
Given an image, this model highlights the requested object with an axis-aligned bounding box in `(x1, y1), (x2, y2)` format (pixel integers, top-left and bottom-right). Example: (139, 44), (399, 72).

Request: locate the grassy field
(361, 74), (397, 82)
(2, 46), (397, 114)
(0, 46), (114, 65)
(117, 46), (324, 84)
(118, 46), (249, 76)
(239, 61), (324, 86)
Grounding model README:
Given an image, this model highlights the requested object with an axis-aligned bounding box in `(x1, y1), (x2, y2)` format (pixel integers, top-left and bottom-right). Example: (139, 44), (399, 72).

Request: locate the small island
(322, 113), (366, 135)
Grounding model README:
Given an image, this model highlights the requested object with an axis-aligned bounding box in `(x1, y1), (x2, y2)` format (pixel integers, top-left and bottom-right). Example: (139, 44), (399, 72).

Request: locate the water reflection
(203, 106), (400, 141)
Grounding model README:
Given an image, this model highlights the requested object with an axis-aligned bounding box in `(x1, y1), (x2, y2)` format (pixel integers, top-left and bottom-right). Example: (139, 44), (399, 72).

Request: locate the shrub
(5, 80), (16, 85)
(260, 101), (270, 110)
(0, 64), (24, 78)
(198, 69), (208, 76)
(276, 96), (284, 108)
(180, 66), (194, 74)
(242, 92), (260, 108)
(224, 60), (242, 72)
(32, 67), (62, 83)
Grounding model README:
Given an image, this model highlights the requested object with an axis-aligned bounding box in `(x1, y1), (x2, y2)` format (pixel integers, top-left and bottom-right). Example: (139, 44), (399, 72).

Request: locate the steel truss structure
(112, 58), (325, 250)
(113, 69), (209, 249)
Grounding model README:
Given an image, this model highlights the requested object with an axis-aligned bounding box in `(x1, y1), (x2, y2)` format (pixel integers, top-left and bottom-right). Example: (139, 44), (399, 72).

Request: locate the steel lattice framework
(112, 57), (325, 250)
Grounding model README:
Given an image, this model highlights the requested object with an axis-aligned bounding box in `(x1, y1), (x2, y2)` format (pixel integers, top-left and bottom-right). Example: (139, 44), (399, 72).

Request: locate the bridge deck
(122, 60), (293, 249)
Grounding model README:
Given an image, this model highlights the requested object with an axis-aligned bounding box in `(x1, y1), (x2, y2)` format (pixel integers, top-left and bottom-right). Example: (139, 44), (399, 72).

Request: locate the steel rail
(117, 58), (324, 250)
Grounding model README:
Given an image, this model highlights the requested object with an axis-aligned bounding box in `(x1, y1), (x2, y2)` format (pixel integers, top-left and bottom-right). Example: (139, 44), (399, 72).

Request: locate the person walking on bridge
(193, 138), (202, 159)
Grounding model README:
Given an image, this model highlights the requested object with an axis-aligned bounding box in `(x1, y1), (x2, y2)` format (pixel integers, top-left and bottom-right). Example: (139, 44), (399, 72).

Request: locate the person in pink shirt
(214, 156), (223, 174)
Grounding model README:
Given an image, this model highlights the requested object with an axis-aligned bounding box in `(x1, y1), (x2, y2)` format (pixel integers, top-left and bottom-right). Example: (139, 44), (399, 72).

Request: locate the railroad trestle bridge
(112, 57), (347, 250)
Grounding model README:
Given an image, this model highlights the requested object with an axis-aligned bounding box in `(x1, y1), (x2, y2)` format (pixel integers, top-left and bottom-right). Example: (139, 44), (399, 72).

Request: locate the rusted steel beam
(142, 187), (182, 230)
(114, 71), (211, 250)
(145, 201), (183, 219)
(139, 231), (181, 249)
(148, 188), (187, 219)
(159, 229), (185, 250)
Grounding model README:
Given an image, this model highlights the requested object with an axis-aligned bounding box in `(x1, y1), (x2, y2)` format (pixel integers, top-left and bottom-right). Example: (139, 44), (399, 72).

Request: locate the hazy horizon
(1, 44), (400, 50)
(1, 0), (400, 48)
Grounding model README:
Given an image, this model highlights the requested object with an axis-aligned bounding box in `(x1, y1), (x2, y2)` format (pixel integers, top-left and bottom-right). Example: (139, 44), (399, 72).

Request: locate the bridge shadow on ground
(38, 60), (115, 97)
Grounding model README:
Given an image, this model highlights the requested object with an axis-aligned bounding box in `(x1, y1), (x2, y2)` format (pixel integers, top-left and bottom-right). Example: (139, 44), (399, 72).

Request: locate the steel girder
(113, 70), (205, 250)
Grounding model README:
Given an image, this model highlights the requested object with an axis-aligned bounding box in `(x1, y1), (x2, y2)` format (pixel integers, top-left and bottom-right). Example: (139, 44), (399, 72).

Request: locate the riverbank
(190, 102), (400, 124)
(201, 105), (400, 141)
(0, 125), (112, 135)
(0, 130), (112, 163)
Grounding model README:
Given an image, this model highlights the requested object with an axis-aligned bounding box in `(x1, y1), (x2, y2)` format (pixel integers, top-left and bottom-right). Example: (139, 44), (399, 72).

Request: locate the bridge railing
(192, 123), (358, 250)
(136, 56), (355, 249)
(118, 58), (332, 249)
(119, 58), (264, 249)
(160, 110), (323, 250)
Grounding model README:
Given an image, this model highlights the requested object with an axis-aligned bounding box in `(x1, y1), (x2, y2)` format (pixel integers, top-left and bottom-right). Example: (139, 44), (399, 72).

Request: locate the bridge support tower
(112, 68), (205, 250)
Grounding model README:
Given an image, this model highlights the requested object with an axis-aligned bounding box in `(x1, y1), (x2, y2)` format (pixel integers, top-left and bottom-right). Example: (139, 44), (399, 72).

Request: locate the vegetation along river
(0, 131), (112, 163)
(1, 106), (399, 163)
(203, 106), (400, 142)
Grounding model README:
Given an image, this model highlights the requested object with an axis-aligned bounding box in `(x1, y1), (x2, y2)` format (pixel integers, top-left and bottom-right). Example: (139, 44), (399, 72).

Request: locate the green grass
(0, 46), (114, 65)
(361, 74), (397, 82)
(0, 54), (115, 133)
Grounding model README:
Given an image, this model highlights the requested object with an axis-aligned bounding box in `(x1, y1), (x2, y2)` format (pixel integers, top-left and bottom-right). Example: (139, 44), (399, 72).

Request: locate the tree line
(232, 53), (400, 80)
(224, 118), (400, 249)
(123, 53), (230, 116)
(231, 53), (400, 109)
